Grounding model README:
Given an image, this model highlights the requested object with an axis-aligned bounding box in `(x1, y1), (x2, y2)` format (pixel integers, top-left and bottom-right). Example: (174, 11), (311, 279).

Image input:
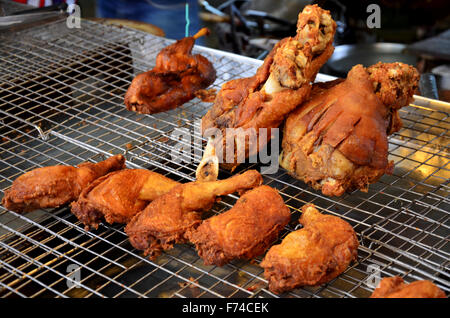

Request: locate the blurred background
(8, 0), (450, 101)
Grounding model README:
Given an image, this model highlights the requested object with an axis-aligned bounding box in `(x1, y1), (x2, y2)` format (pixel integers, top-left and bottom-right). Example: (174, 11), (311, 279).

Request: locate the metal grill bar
(0, 18), (449, 298)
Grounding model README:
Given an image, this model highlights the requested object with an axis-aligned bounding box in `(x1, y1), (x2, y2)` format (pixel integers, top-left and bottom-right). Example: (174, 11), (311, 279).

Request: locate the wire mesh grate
(0, 18), (449, 298)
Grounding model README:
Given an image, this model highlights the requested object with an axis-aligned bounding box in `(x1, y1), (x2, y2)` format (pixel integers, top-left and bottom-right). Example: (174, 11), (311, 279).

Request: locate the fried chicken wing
(187, 185), (290, 266)
(280, 62), (419, 196)
(370, 276), (446, 298)
(125, 170), (263, 258)
(124, 28), (216, 114)
(71, 169), (180, 230)
(260, 204), (358, 294)
(196, 5), (336, 181)
(2, 155), (125, 213)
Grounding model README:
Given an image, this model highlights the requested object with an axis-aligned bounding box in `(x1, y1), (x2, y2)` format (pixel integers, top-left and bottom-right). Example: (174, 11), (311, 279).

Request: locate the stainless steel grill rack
(0, 17), (449, 298)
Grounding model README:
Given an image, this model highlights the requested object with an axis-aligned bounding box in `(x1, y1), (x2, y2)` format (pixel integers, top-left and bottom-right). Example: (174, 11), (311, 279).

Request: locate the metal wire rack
(0, 17), (449, 298)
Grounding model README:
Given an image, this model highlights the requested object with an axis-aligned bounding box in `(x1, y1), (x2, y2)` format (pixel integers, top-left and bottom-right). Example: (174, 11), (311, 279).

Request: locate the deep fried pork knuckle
(197, 5), (336, 181)
(280, 63), (419, 196)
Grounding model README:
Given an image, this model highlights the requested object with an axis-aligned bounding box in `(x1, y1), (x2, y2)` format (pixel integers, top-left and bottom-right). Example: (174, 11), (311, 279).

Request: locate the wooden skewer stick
(193, 27), (210, 40)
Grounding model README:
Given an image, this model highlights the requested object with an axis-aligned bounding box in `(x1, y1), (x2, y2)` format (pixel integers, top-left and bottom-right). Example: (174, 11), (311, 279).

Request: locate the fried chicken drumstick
(370, 276), (446, 298)
(71, 169), (179, 230)
(260, 204), (358, 294)
(2, 155), (125, 213)
(187, 185), (290, 266)
(197, 5), (336, 181)
(125, 170), (263, 258)
(124, 28), (216, 114)
(280, 62), (419, 196)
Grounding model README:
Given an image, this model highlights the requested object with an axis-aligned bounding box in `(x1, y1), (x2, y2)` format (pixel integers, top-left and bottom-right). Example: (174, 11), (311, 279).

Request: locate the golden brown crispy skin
(125, 170), (263, 258)
(366, 62), (420, 134)
(370, 276), (446, 298)
(280, 63), (419, 196)
(71, 169), (180, 230)
(187, 185), (290, 266)
(198, 5), (336, 174)
(124, 28), (216, 114)
(260, 204), (358, 294)
(2, 155), (125, 213)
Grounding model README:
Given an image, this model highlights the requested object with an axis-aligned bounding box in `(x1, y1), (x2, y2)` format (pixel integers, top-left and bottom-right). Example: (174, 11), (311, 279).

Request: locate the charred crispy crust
(367, 62), (419, 111)
(271, 4), (336, 89)
(367, 62), (419, 134)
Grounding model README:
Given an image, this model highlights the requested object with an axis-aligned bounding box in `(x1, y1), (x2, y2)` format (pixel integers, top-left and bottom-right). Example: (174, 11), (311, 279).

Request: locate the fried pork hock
(370, 276), (446, 298)
(187, 185), (291, 266)
(197, 5), (336, 180)
(280, 62), (419, 196)
(125, 170), (263, 258)
(124, 28), (216, 114)
(71, 169), (180, 230)
(2, 155), (125, 213)
(260, 204), (358, 294)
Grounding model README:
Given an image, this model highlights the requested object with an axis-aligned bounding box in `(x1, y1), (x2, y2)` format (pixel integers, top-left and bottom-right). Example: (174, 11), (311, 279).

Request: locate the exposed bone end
(295, 5), (336, 55)
(196, 156), (219, 182)
(266, 39), (310, 90)
(366, 62), (419, 111)
(196, 137), (219, 182)
(262, 73), (285, 95)
(320, 177), (345, 197)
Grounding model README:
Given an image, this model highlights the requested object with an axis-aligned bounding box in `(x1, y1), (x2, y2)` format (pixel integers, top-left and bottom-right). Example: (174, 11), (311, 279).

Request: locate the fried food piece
(367, 62), (420, 134)
(187, 185), (290, 266)
(2, 155), (125, 213)
(197, 5), (336, 181)
(195, 88), (217, 103)
(125, 170), (263, 258)
(124, 28), (216, 114)
(260, 204), (358, 294)
(279, 63), (419, 196)
(370, 276), (446, 298)
(71, 169), (180, 230)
